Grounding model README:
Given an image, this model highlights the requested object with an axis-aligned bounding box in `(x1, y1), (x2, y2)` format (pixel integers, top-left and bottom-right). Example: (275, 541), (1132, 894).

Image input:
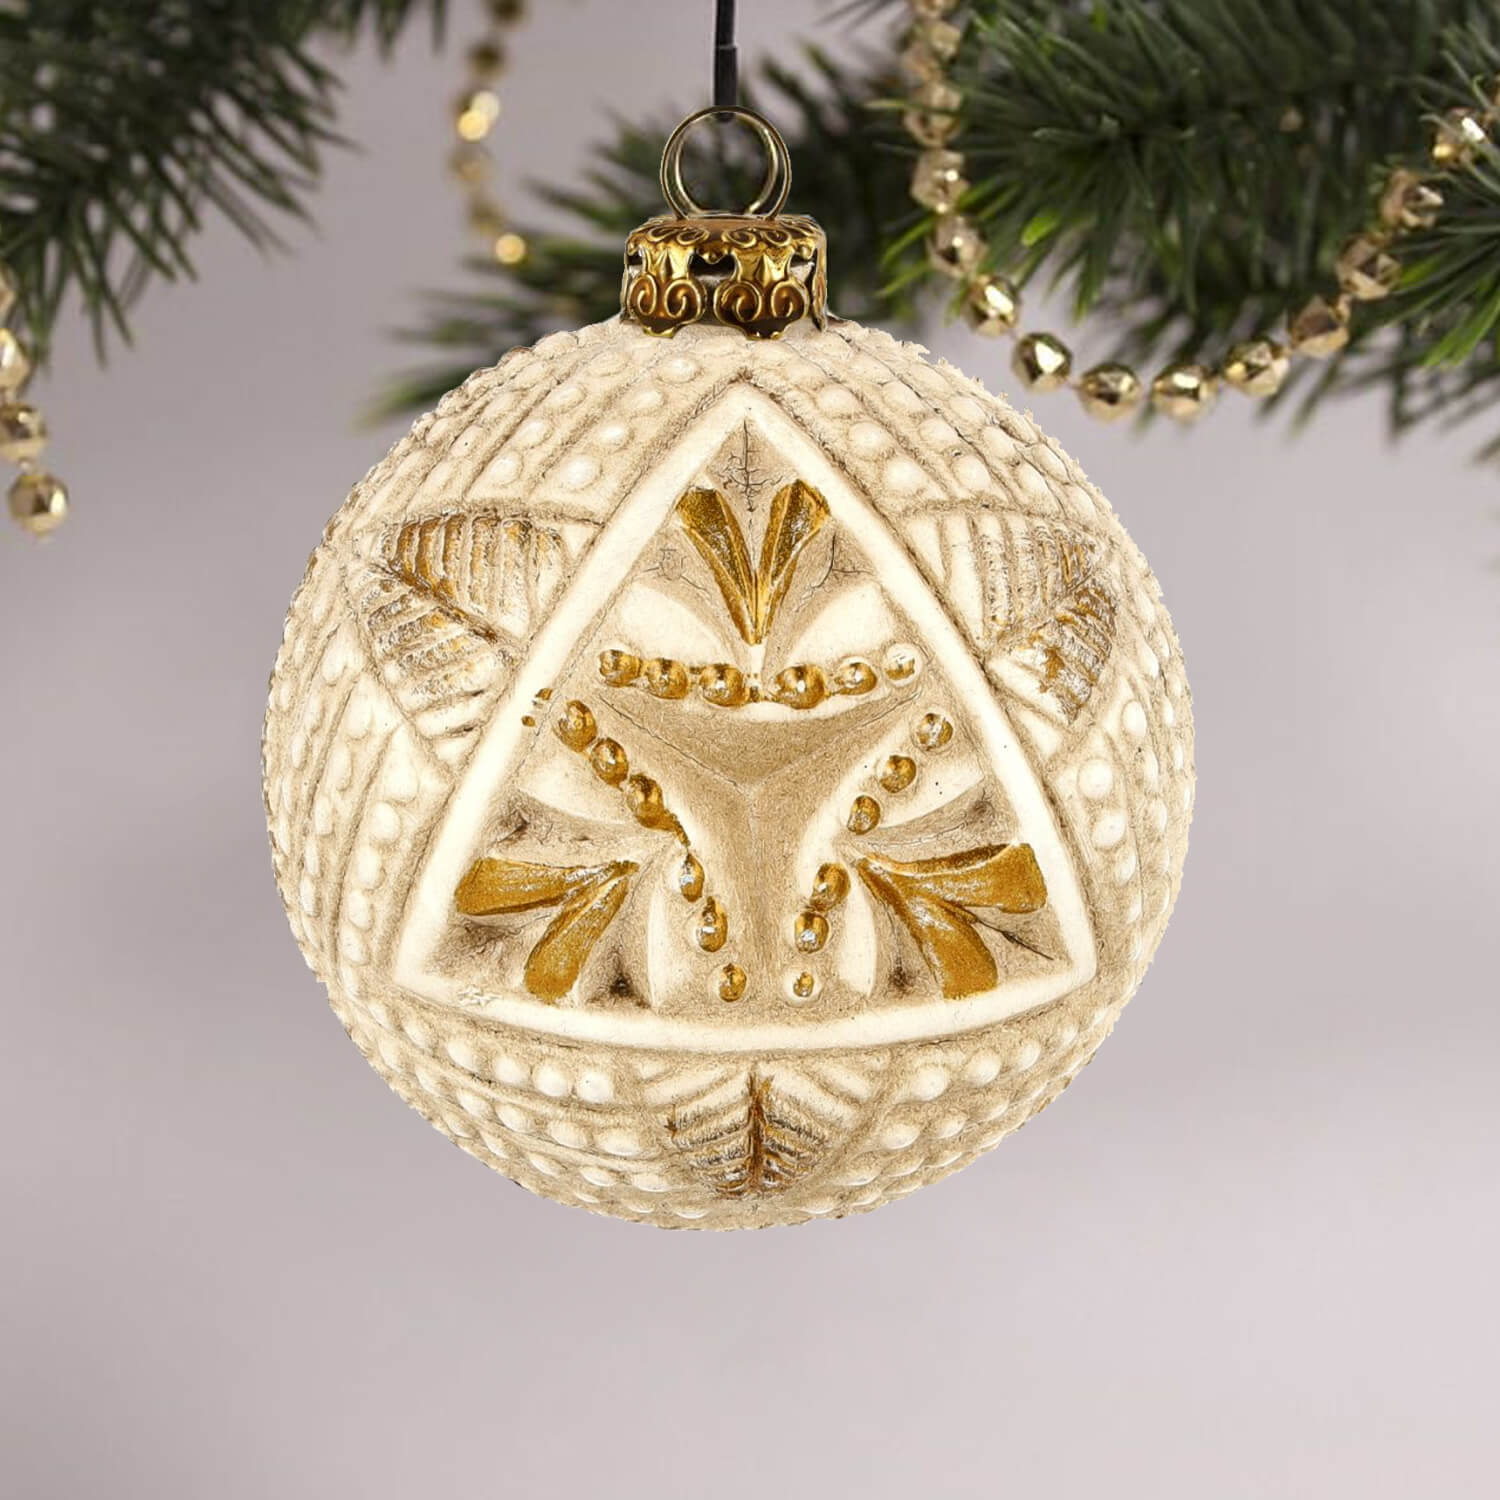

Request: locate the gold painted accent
(878, 755), (917, 793)
(718, 964), (748, 1003)
(643, 657), (690, 699)
(770, 663), (827, 711)
(455, 856), (637, 1001)
(831, 659), (877, 696)
(676, 480), (829, 645)
(791, 971), (817, 1000)
(622, 215), (827, 340)
(678, 852), (705, 903)
(623, 773), (680, 834)
(521, 714), (536, 727)
(589, 737), (629, 785)
(848, 795), (882, 835)
(598, 649), (641, 686)
(553, 699), (597, 751)
(697, 662), (750, 708)
(696, 897), (728, 953)
(809, 862), (850, 912)
(883, 644), (921, 682)
(856, 844), (1048, 999)
(914, 712), (954, 752)
(793, 911), (830, 953)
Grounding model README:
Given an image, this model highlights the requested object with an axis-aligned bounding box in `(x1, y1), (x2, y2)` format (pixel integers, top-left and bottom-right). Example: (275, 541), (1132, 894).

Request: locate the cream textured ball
(263, 314), (1194, 1228)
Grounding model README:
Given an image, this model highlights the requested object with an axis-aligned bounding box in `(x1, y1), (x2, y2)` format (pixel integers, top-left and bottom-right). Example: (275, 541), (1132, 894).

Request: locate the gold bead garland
(900, 0), (1498, 424)
(0, 261), (67, 536)
(448, 0), (532, 270)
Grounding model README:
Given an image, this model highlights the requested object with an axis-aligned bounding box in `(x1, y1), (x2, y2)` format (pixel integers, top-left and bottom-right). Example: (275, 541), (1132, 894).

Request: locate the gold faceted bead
(899, 41), (943, 85)
(1150, 363), (1218, 421)
(910, 148), (968, 212)
(1288, 294), (1351, 357)
(0, 401), (47, 462)
(487, 0), (525, 18)
(1012, 332), (1072, 392)
(0, 261), (16, 320)
(1336, 234), (1401, 301)
(964, 274), (1020, 336)
(468, 196), (507, 239)
(914, 17), (964, 59)
(0, 328), (32, 391)
(904, 79), (963, 147)
(928, 214), (984, 279)
(1077, 363), (1145, 422)
(1431, 107), (1488, 168)
(8, 470), (67, 536)
(448, 143), (492, 187)
(492, 232), (527, 267)
(454, 88), (501, 143)
(1379, 168), (1443, 231)
(1222, 338), (1290, 398)
(467, 39), (507, 78)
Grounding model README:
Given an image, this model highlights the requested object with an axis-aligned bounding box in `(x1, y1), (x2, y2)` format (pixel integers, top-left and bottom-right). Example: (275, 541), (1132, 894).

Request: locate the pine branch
(945, 0), (1491, 352)
(381, 48), (914, 415)
(0, 0), (445, 360)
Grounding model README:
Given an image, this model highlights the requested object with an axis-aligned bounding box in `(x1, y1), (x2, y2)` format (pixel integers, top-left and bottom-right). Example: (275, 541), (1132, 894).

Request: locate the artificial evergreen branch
(943, 0), (1495, 361)
(0, 0), (444, 360)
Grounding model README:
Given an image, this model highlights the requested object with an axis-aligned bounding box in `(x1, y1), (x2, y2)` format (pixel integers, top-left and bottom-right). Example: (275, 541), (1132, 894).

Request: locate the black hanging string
(713, 0), (739, 112)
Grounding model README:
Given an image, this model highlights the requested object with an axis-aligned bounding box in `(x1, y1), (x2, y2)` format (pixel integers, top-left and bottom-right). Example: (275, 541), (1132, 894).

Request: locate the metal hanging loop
(659, 105), (792, 220)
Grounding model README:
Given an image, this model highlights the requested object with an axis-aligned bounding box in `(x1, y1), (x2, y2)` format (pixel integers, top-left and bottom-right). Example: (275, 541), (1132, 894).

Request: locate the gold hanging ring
(659, 105), (792, 219)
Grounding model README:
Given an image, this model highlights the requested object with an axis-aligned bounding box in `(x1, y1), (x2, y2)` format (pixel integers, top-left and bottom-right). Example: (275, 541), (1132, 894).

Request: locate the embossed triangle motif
(393, 391), (1095, 1051)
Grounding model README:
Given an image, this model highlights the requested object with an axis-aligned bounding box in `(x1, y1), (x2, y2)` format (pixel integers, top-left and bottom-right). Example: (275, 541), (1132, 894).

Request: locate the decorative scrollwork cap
(621, 107), (828, 340)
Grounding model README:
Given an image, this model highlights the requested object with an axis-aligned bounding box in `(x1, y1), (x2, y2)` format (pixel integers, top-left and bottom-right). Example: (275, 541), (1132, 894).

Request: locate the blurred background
(2, 3), (1496, 1496)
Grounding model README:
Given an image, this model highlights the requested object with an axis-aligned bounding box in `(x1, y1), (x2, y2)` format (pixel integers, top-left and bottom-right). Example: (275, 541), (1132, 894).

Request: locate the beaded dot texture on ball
(263, 115), (1193, 1230)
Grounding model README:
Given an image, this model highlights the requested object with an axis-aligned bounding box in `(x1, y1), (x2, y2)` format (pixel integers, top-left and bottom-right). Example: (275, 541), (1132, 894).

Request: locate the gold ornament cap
(621, 106), (827, 340)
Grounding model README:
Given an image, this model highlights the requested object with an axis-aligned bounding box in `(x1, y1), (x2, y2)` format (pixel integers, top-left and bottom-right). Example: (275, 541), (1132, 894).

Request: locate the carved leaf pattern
(346, 513), (567, 753)
(667, 1069), (828, 1198)
(976, 516), (1119, 722)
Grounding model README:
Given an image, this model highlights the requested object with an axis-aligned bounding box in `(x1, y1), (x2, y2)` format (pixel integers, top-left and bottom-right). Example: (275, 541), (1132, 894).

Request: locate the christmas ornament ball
(263, 125), (1193, 1228)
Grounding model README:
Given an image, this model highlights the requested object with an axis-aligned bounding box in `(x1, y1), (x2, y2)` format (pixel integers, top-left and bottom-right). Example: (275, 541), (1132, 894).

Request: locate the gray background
(3, 5), (1497, 1496)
